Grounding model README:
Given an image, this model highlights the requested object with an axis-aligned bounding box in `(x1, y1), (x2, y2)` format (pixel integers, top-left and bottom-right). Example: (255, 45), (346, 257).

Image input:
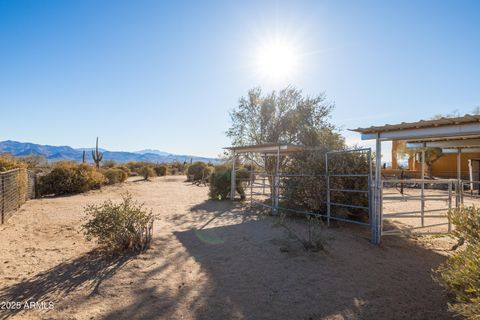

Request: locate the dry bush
(138, 166), (156, 180)
(38, 162), (105, 196)
(154, 164), (168, 176)
(115, 165), (131, 177)
(186, 162), (212, 182)
(82, 193), (154, 252)
(0, 154), (26, 172)
(102, 160), (117, 168)
(276, 212), (328, 252)
(104, 168), (128, 185)
(435, 206), (480, 319)
(208, 167), (249, 200)
(283, 149), (369, 222)
(126, 161), (151, 175)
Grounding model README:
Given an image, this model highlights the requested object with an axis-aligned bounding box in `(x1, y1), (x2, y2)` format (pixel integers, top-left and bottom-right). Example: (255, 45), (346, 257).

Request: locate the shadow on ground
(0, 200), (454, 320)
(104, 206), (452, 319)
(0, 251), (135, 319)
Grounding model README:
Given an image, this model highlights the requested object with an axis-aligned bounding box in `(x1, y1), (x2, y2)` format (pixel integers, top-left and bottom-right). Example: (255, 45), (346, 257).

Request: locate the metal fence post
(448, 181), (452, 232)
(1, 174), (4, 224)
(230, 150), (236, 201)
(373, 135), (382, 244)
(421, 143), (425, 227)
(325, 152), (331, 226)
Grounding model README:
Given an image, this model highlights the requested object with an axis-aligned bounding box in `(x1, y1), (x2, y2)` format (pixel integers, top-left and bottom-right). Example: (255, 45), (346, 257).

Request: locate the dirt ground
(0, 176), (456, 320)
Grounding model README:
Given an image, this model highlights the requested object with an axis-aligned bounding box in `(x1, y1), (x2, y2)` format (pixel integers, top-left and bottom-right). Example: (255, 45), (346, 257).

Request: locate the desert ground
(0, 176), (456, 320)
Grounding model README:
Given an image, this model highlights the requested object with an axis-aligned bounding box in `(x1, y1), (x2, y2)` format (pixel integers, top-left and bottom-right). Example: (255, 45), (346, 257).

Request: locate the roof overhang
(351, 114), (480, 142)
(406, 137), (480, 149)
(224, 143), (304, 155)
(442, 148), (480, 154)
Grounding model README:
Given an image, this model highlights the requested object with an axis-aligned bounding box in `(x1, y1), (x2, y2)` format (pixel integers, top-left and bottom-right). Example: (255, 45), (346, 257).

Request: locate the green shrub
(154, 165), (168, 176)
(435, 206), (480, 319)
(209, 168), (247, 200)
(187, 162), (212, 182)
(38, 162), (105, 196)
(104, 168), (128, 185)
(82, 193), (154, 251)
(138, 166), (156, 180)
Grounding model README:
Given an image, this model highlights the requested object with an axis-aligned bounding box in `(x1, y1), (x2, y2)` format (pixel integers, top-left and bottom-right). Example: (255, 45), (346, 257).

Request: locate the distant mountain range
(0, 140), (219, 164)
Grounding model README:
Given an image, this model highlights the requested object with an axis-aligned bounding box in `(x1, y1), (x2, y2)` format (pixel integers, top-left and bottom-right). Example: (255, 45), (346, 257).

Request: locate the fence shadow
(0, 250), (135, 319)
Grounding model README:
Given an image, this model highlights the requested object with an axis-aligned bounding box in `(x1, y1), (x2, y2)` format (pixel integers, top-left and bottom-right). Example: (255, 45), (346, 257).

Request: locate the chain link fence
(0, 168), (36, 224)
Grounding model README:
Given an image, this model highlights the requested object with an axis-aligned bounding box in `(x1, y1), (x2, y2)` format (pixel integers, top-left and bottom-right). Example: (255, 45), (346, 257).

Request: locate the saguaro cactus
(82, 150), (86, 163)
(92, 137), (103, 168)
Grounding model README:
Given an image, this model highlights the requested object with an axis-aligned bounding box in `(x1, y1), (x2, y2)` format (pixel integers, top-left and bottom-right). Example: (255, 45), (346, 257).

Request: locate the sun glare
(255, 38), (300, 83)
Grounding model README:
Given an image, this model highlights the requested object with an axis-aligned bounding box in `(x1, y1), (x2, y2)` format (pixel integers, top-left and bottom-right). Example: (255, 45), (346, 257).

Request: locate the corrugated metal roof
(350, 114), (480, 134)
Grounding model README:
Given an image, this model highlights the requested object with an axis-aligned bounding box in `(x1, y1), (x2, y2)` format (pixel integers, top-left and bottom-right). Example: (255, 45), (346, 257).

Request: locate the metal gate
(380, 179), (456, 236)
(247, 148), (375, 241)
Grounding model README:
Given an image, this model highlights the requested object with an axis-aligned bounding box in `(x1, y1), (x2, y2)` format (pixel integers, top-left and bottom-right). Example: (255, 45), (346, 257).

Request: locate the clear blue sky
(0, 0), (479, 158)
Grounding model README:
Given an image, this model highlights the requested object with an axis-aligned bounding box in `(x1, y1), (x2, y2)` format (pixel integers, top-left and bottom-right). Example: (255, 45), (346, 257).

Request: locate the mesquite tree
(226, 87), (344, 194)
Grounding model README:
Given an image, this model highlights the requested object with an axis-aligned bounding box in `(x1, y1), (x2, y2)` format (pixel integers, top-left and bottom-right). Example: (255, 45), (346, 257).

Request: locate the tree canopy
(226, 87), (344, 149)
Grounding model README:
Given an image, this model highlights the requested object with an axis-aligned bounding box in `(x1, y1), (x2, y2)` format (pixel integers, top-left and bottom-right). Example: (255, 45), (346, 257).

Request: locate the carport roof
(351, 114), (480, 141)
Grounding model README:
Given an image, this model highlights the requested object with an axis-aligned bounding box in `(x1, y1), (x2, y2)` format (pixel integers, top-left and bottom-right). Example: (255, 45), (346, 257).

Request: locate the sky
(0, 0), (479, 159)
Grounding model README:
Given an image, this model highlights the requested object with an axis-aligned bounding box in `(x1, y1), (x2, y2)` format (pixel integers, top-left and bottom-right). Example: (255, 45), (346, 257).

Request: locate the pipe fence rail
(230, 144), (480, 244)
(0, 168), (36, 224)
(245, 148), (373, 237)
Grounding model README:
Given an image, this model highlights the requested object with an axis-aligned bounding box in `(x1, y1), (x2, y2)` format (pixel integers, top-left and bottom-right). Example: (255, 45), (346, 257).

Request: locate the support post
(325, 152), (331, 226)
(263, 153), (266, 195)
(457, 148), (462, 205)
(250, 153), (253, 208)
(368, 149), (373, 230)
(230, 150), (236, 201)
(372, 136), (382, 244)
(274, 146), (280, 215)
(421, 143), (425, 227)
(448, 181), (452, 232)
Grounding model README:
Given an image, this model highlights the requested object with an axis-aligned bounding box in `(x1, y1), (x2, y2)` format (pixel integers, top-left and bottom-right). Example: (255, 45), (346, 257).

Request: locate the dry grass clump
(82, 192), (154, 252)
(275, 212), (328, 252)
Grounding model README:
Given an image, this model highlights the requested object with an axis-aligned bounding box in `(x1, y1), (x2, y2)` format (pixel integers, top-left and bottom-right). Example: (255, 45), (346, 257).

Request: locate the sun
(255, 38), (300, 83)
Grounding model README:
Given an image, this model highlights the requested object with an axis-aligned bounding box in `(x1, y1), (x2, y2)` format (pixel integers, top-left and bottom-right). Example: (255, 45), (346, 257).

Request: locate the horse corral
(227, 115), (480, 244)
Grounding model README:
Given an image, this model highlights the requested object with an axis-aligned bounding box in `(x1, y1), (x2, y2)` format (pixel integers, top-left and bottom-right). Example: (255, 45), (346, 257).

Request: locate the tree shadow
(0, 250), (135, 319)
(171, 217), (453, 319)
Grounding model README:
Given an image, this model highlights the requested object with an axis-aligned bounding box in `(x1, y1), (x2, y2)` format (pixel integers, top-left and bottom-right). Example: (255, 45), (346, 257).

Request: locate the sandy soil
(0, 176), (456, 320)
